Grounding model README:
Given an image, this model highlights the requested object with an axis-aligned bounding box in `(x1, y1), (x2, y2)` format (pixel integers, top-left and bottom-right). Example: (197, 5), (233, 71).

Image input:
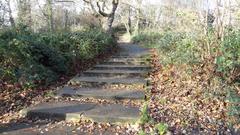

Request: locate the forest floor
(147, 50), (239, 134)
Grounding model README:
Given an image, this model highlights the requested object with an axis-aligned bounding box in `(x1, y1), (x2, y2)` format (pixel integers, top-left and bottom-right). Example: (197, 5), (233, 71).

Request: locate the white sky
(10, 0), (231, 18)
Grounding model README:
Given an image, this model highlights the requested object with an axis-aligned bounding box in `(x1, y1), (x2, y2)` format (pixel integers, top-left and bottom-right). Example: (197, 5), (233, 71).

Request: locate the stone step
(68, 76), (147, 86)
(114, 52), (151, 57)
(108, 57), (149, 62)
(82, 69), (148, 77)
(111, 55), (146, 58)
(56, 86), (145, 100)
(84, 104), (140, 123)
(21, 102), (140, 123)
(94, 65), (151, 70)
(102, 61), (148, 65)
(106, 58), (148, 63)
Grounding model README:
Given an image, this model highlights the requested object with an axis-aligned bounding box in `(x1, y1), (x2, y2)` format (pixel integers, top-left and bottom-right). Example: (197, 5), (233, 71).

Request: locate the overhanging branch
(96, 1), (110, 17)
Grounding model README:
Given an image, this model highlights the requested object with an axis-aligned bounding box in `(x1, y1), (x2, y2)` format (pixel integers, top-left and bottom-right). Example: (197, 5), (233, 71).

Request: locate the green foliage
(0, 26), (116, 87)
(28, 43), (67, 74)
(132, 31), (201, 65)
(227, 88), (240, 116)
(133, 29), (240, 128)
(155, 123), (168, 135)
(138, 130), (146, 135)
(216, 30), (240, 81)
(140, 103), (150, 124)
(133, 29), (239, 79)
(132, 31), (162, 48)
(226, 86), (240, 128)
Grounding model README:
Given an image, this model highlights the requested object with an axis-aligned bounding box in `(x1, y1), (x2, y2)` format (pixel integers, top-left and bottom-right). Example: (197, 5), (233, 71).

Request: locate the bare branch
(83, 0), (98, 14)
(113, 0), (119, 5)
(82, 0), (90, 4)
(111, 0), (118, 14)
(37, 0), (48, 19)
(96, 1), (110, 17)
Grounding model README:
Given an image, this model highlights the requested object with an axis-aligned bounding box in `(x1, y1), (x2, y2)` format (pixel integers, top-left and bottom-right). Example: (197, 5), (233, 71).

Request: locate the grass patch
(155, 123), (168, 135)
(139, 102), (151, 125)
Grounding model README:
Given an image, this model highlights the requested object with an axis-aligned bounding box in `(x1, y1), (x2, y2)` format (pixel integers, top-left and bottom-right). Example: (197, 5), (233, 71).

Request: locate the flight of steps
(20, 43), (152, 124)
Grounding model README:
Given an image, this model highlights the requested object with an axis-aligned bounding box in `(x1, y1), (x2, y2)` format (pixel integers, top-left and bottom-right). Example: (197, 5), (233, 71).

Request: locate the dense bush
(133, 30), (240, 74)
(216, 30), (240, 82)
(133, 30), (240, 128)
(0, 26), (116, 86)
(132, 31), (162, 48)
(132, 31), (201, 65)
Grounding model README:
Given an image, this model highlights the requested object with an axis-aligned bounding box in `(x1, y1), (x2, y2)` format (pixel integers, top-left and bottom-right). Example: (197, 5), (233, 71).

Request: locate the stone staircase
(20, 43), (152, 124)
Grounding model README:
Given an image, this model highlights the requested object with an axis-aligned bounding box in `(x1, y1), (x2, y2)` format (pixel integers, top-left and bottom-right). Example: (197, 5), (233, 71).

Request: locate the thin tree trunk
(106, 1), (118, 34)
(135, 0), (142, 34)
(106, 14), (114, 33)
(17, 0), (32, 27)
(64, 10), (69, 30)
(128, 5), (132, 34)
(228, 0), (232, 27)
(47, 0), (53, 32)
(134, 8), (140, 35)
(6, 0), (15, 27)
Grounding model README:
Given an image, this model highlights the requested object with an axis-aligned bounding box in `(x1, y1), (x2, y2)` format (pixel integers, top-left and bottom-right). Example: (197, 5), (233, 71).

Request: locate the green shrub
(0, 26), (116, 87)
(27, 43), (67, 74)
(140, 103), (150, 124)
(138, 130), (146, 135)
(216, 30), (240, 82)
(155, 123), (168, 135)
(132, 32), (162, 48)
(227, 88), (240, 116)
(132, 31), (201, 65)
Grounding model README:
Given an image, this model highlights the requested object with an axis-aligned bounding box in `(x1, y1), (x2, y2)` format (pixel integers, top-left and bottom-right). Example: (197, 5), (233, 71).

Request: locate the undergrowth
(133, 29), (240, 134)
(0, 25), (116, 87)
(0, 25), (117, 118)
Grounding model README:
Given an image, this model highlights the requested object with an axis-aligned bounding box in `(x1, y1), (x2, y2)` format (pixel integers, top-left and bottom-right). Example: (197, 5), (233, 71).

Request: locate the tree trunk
(47, 0), (53, 32)
(106, 1), (118, 34)
(83, 0), (119, 35)
(134, 0), (142, 35)
(17, 0), (32, 27)
(64, 10), (69, 30)
(134, 8), (140, 35)
(6, 0), (15, 27)
(106, 14), (114, 34)
(127, 5), (132, 34)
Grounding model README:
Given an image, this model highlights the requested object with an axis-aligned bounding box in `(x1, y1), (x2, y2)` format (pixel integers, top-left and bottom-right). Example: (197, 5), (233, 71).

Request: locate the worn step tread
(92, 65), (151, 74)
(21, 102), (140, 123)
(84, 104), (140, 123)
(107, 58), (148, 62)
(106, 59), (148, 63)
(114, 52), (151, 57)
(69, 76), (147, 85)
(110, 56), (146, 58)
(95, 64), (151, 68)
(57, 86), (145, 100)
(102, 61), (148, 65)
(84, 69), (148, 74)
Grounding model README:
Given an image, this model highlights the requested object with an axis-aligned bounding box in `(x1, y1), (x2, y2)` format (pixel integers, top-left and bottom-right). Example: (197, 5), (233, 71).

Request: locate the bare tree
(134, 0), (142, 35)
(83, 0), (119, 34)
(118, 3), (132, 35)
(17, 0), (32, 27)
(46, 0), (54, 31)
(5, 0), (15, 27)
(0, 1), (6, 27)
